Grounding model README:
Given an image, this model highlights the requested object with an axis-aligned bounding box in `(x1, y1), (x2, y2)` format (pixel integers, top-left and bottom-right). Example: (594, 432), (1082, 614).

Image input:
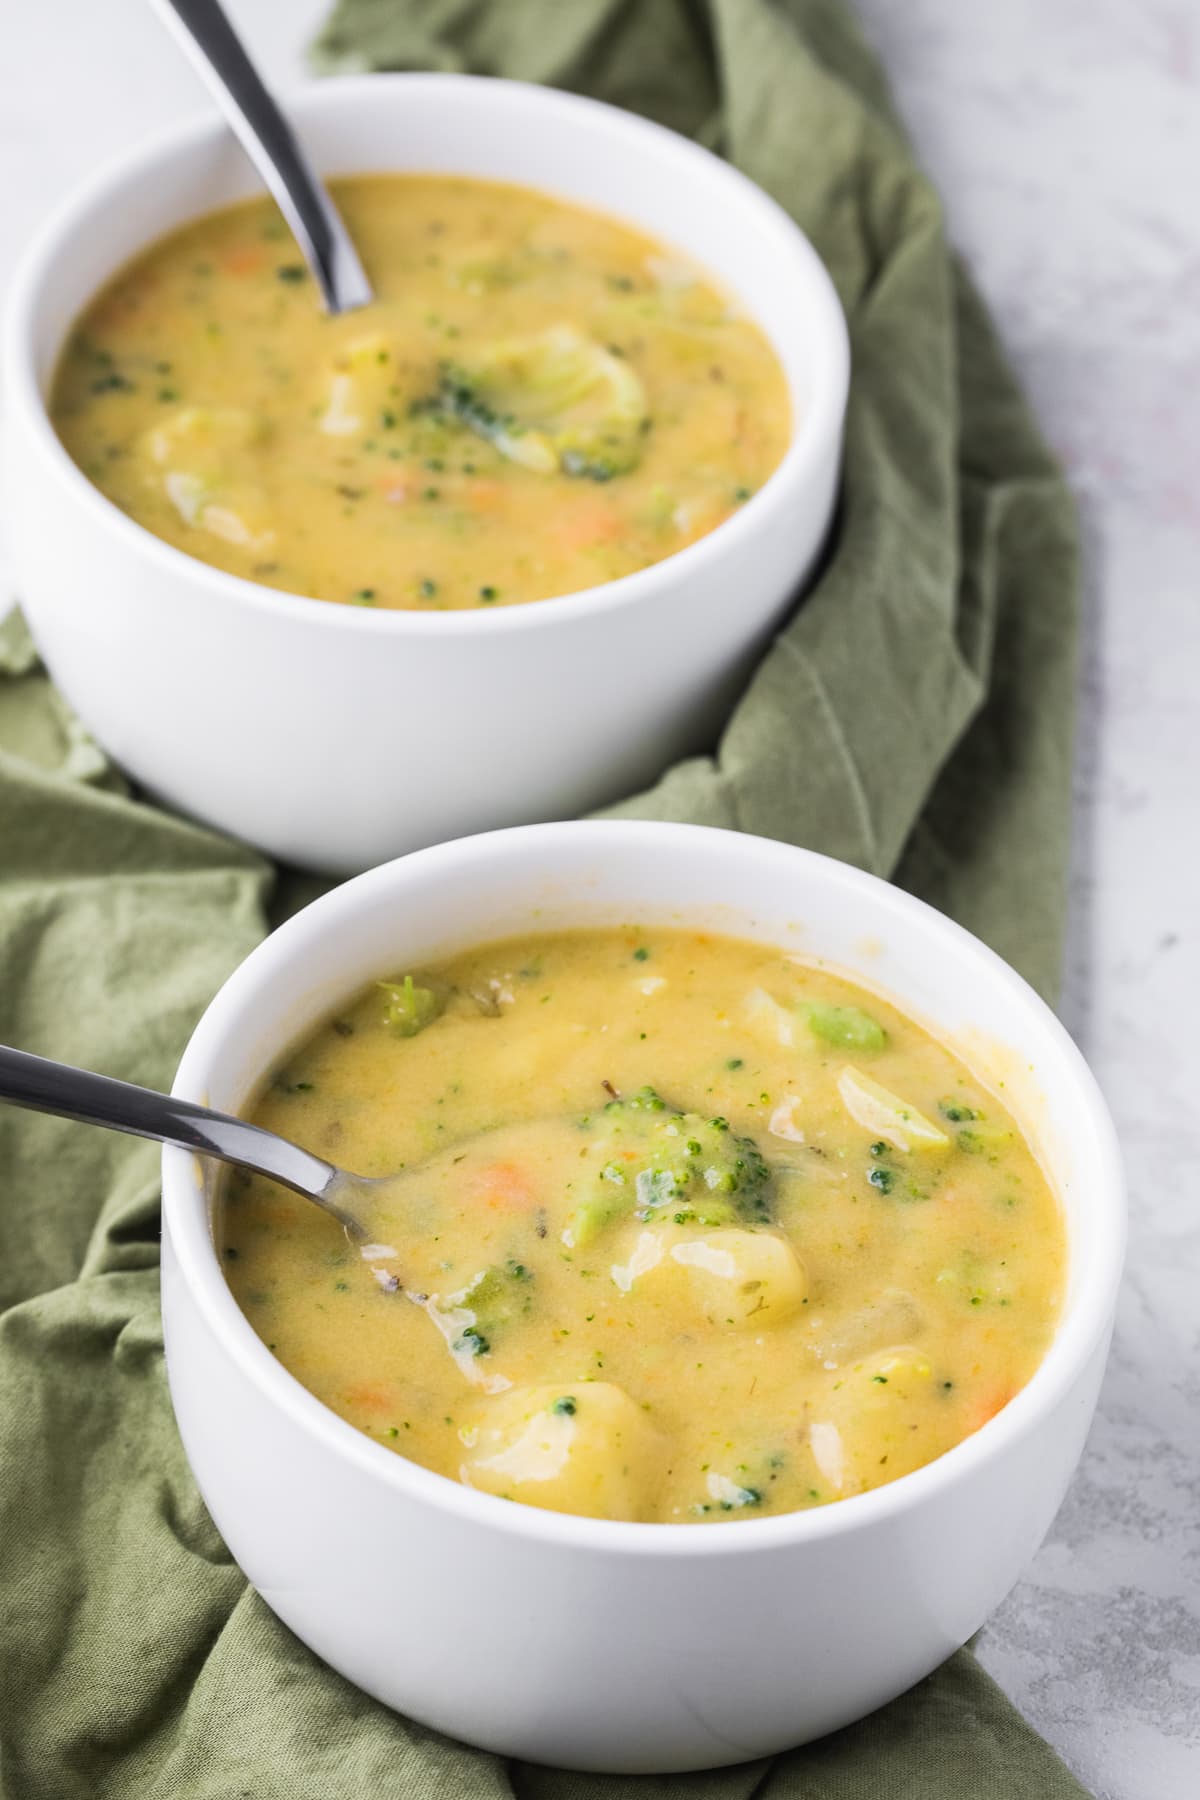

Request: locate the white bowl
(161, 820), (1124, 1772)
(2, 75), (848, 873)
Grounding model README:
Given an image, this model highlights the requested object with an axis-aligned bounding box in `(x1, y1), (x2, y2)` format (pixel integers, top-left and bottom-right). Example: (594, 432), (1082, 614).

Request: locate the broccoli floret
(567, 1162), (636, 1247)
(865, 1143), (933, 1204)
(955, 1122), (1014, 1158)
(695, 1469), (769, 1516)
(431, 369), (528, 451)
(378, 974), (444, 1038)
(805, 1002), (887, 1052)
(453, 1324), (490, 1357)
(413, 327), (649, 480)
(566, 1086), (773, 1246)
(938, 1098), (978, 1123)
(444, 1258), (535, 1357)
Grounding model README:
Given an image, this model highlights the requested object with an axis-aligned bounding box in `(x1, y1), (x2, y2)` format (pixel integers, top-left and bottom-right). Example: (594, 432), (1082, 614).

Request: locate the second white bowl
(3, 75), (848, 871)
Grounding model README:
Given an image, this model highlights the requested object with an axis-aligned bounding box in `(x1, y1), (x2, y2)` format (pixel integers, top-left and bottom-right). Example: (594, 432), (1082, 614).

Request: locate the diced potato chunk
(610, 1225), (806, 1329)
(807, 1288), (923, 1366)
(744, 986), (797, 1048)
(141, 406), (274, 552)
(671, 1231), (807, 1326)
(869, 1346), (934, 1388)
(836, 1066), (950, 1152)
(809, 1420), (848, 1493)
(459, 1382), (660, 1520)
(768, 1094), (806, 1142)
(809, 1345), (936, 1495)
(610, 1228), (668, 1294)
(143, 404), (261, 467)
(319, 332), (397, 436)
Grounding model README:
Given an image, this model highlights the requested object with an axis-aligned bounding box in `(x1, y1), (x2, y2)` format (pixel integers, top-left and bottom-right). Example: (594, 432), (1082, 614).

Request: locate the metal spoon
(0, 1043), (376, 1238)
(150, 0), (372, 315)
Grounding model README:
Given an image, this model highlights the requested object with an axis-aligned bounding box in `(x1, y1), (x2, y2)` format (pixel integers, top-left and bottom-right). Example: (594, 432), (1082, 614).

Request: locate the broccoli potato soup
(220, 928), (1065, 1525)
(51, 176), (790, 610)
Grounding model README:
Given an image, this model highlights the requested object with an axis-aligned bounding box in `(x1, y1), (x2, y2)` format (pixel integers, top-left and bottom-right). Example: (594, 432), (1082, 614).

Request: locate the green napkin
(0, 0), (1088, 1793)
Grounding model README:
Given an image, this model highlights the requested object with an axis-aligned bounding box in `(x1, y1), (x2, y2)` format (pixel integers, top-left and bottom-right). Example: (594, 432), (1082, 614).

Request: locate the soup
(51, 176), (790, 610)
(220, 928), (1065, 1525)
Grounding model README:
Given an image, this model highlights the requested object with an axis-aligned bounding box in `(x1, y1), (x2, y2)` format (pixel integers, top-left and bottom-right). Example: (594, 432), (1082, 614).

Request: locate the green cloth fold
(0, 1), (1087, 1794)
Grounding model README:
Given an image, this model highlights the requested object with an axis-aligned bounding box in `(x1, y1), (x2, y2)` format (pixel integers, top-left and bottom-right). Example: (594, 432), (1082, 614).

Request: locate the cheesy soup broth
(221, 928), (1065, 1525)
(51, 177), (790, 610)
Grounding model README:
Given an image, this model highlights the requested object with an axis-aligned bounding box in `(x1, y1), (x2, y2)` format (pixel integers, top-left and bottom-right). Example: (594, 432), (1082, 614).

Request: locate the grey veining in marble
(2, 3), (1197, 1795)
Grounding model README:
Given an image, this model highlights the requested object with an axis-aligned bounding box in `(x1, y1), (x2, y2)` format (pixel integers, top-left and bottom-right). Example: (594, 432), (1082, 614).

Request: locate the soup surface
(52, 176), (790, 610)
(222, 929), (1065, 1524)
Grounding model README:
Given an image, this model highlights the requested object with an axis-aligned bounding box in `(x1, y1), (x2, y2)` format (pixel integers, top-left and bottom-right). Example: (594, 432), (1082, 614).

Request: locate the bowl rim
(4, 71), (850, 639)
(163, 820), (1126, 1559)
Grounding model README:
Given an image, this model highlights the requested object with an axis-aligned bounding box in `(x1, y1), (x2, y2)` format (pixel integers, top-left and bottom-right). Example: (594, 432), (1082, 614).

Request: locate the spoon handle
(151, 0), (372, 315)
(0, 1042), (343, 1211)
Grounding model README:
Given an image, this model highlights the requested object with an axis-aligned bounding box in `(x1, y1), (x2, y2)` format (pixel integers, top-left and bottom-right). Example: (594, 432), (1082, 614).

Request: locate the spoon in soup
(0, 1043), (378, 1239)
(150, 0), (372, 315)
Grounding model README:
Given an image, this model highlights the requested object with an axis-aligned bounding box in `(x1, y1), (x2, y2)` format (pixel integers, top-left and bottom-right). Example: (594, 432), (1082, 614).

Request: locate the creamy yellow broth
(221, 929), (1065, 1523)
(51, 177), (790, 610)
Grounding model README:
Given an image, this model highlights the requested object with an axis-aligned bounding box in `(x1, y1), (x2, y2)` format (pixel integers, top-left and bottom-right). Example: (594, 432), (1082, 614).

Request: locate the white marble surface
(850, 7), (1200, 1796)
(2, 4), (1197, 1795)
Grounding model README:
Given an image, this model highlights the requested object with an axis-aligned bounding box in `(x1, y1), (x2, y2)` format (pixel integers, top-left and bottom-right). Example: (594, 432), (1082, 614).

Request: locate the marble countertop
(3, 4), (1196, 1794)
(851, 8), (1200, 1796)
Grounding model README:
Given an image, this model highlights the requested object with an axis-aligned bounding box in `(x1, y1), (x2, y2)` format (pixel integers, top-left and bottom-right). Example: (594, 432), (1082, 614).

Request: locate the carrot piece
(466, 480), (505, 514)
(254, 1203), (298, 1228)
(969, 1387), (1015, 1433)
(343, 1383), (392, 1412)
(223, 245), (265, 275)
(92, 271), (160, 330)
(555, 502), (623, 551)
(470, 1161), (535, 1210)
